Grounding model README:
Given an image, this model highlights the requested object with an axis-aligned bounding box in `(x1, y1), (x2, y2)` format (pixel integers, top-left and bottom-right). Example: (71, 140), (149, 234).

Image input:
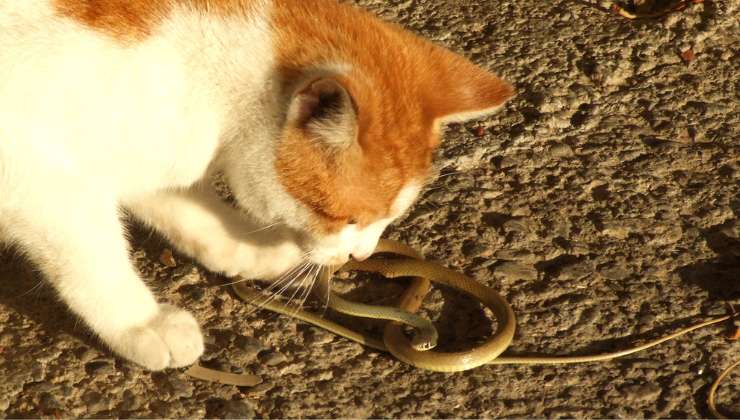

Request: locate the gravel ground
(1, 0), (738, 418)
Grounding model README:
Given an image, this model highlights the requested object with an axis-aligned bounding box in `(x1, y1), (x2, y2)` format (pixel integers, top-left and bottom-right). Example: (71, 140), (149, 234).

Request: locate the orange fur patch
(272, 0), (514, 233)
(51, 0), (513, 232)
(52, 0), (259, 42)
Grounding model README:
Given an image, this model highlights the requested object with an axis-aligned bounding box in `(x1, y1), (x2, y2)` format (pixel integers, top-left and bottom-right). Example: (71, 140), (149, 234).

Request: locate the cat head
(223, 1), (514, 267)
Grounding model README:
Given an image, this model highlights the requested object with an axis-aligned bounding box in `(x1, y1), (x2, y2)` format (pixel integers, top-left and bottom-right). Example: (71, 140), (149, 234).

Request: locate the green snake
(187, 239), (737, 416)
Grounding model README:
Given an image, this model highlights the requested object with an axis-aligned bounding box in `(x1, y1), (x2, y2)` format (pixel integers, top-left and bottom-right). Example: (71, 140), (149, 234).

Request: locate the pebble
(493, 262), (538, 281)
(556, 260), (593, 281)
(119, 390), (141, 412)
(38, 392), (64, 413)
(621, 383), (662, 403)
(260, 351), (288, 366)
(85, 359), (116, 376)
(82, 390), (108, 413)
(210, 399), (257, 419)
(168, 377), (194, 399)
(76, 347), (100, 364)
(234, 335), (265, 361)
(599, 265), (632, 281)
(650, 225), (683, 246)
(314, 370), (334, 381)
(548, 143), (575, 158)
(461, 241), (488, 257)
(304, 329), (335, 346)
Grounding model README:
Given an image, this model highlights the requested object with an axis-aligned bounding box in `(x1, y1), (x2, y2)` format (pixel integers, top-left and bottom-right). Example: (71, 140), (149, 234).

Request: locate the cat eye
(347, 218), (359, 225)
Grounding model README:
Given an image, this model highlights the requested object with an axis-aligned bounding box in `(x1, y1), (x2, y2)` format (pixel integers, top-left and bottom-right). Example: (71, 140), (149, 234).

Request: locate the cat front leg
(125, 186), (305, 280)
(7, 200), (204, 370)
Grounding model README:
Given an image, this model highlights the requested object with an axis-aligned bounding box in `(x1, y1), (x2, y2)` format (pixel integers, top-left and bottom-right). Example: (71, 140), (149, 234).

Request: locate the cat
(0, 0), (514, 371)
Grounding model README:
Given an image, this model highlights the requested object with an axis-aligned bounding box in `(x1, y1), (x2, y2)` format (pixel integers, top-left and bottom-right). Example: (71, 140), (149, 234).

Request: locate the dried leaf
(475, 126), (487, 137)
(680, 48), (695, 64)
(159, 248), (177, 268)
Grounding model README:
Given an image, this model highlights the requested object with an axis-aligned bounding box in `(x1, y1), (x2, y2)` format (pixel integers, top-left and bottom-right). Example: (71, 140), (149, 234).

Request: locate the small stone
(234, 335), (264, 359)
(85, 359), (116, 376)
(651, 225), (683, 246)
(119, 390), (141, 412)
(621, 383), (662, 402)
(557, 261), (593, 281)
(600, 265), (631, 281)
(548, 143), (574, 158)
(511, 206), (532, 217)
(208, 399), (256, 419)
(305, 329), (335, 346)
(172, 264), (197, 280)
(39, 392), (63, 413)
(497, 156), (517, 169)
(461, 241), (488, 257)
(493, 262), (538, 281)
(82, 391), (101, 405)
(503, 218), (534, 233)
(76, 347), (99, 364)
(168, 377), (195, 399)
(260, 351), (288, 366)
(82, 390), (108, 413)
(315, 370), (334, 381)
(26, 381), (56, 393)
(245, 381), (274, 396)
(602, 225), (631, 239)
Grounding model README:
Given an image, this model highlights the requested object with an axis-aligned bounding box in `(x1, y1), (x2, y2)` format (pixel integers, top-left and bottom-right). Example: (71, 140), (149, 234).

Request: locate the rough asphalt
(1, 0), (738, 417)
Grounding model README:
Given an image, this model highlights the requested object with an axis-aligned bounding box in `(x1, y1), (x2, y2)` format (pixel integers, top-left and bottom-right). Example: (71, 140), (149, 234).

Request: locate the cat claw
(112, 304), (204, 371)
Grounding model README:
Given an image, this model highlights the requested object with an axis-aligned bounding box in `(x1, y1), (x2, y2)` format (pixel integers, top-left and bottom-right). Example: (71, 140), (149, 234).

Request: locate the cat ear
(425, 49), (515, 125)
(287, 77), (357, 148)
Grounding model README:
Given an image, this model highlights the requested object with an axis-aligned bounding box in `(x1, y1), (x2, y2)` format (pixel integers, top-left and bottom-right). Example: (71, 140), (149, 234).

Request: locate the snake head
(411, 330), (439, 352)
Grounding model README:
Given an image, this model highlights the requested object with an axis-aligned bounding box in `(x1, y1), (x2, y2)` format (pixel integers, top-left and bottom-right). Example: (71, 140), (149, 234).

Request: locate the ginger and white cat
(0, 0), (513, 370)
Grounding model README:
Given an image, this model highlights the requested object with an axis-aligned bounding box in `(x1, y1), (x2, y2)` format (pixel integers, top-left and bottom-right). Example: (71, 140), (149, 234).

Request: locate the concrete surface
(1, 0), (738, 417)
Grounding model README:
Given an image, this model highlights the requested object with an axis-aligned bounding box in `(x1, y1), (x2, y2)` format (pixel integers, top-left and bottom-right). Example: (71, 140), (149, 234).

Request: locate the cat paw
(199, 239), (304, 280)
(112, 305), (204, 371)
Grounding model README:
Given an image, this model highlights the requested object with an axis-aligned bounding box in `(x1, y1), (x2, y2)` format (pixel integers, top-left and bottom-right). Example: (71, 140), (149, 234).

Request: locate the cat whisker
(254, 250), (313, 295)
(17, 280), (47, 298)
(253, 261), (309, 299)
(290, 263), (321, 317)
(218, 249), (312, 288)
(243, 221), (283, 236)
(244, 259), (315, 315)
(281, 262), (313, 311)
(240, 267), (307, 317)
(320, 269), (332, 318)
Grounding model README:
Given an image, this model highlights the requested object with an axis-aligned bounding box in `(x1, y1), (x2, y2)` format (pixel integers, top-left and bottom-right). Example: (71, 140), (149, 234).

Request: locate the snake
(189, 239), (737, 415)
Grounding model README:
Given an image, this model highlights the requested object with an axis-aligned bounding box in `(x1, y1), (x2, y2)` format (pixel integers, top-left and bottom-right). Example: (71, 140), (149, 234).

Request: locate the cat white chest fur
(0, 2), (274, 199)
(0, 0), (513, 370)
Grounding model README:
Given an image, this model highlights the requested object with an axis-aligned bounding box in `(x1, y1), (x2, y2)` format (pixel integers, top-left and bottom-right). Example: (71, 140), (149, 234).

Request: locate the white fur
(0, 1), (289, 370)
(0, 0), (425, 370)
(0, 1), (436, 371)
(312, 183), (422, 264)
